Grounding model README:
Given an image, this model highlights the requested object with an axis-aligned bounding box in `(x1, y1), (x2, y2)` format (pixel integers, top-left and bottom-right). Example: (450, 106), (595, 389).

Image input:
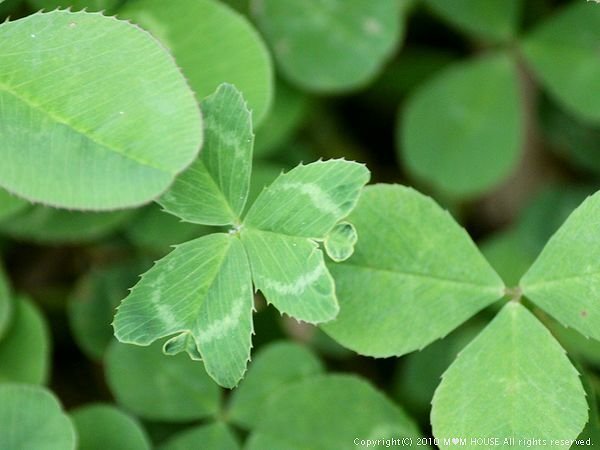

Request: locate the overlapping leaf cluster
(114, 84), (370, 388)
(0, 1), (599, 449)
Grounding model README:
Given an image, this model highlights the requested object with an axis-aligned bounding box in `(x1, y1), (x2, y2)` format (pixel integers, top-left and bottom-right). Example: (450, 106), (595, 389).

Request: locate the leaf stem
(504, 286), (522, 302)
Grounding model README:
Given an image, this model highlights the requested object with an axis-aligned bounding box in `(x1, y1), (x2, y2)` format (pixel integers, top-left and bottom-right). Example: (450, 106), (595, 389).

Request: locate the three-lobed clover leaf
(321, 182), (599, 444)
(113, 83), (370, 388)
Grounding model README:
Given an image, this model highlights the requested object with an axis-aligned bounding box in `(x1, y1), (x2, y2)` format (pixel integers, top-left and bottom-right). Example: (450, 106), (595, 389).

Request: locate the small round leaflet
(252, 0), (402, 92)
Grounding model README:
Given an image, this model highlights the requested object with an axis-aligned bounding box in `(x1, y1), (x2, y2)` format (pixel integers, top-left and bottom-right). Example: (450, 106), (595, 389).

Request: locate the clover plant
(0, 1), (599, 449)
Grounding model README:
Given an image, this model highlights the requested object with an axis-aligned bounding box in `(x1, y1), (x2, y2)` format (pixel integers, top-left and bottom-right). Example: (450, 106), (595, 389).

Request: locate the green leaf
(246, 374), (421, 450)
(0, 296), (50, 384)
(69, 262), (149, 360)
(521, 191), (600, 342)
(431, 302), (588, 449)
(323, 185), (504, 357)
(227, 341), (324, 429)
(324, 221), (357, 262)
(105, 341), (220, 421)
(159, 423), (240, 450)
(29, 0), (119, 12)
(241, 228), (338, 323)
(0, 188), (28, 222)
(0, 10), (202, 210)
(159, 84), (253, 226)
(521, 3), (600, 123)
(113, 233), (254, 388)
(252, 0), (403, 92)
(71, 404), (150, 450)
(120, 0), (273, 124)
(244, 159), (370, 238)
(400, 53), (523, 198)
(0, 205), (133, 243)
(125, 204), (211, 255)
(0, 384), (76, 450)
(0, 264), (12, 341)
(425, 0), (520, 42)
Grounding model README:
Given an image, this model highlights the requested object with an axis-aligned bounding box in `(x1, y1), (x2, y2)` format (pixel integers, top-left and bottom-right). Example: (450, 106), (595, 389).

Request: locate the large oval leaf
(431, 302), (588, 449)
(521, 3), (600, 123)
(120, 0), (273, 124)
(323, 185), (504, 357)
(0, 384), (76, 450)
(400, 53), (523, 198)
(252, 0), (404, 92)
(0, 10), (202, 210)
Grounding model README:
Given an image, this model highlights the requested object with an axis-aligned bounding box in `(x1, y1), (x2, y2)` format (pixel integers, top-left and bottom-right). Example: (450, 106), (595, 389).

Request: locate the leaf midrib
(338, 261), (504, 291)
(0, 80), (171, 174)
(522, 269), (600, 290)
